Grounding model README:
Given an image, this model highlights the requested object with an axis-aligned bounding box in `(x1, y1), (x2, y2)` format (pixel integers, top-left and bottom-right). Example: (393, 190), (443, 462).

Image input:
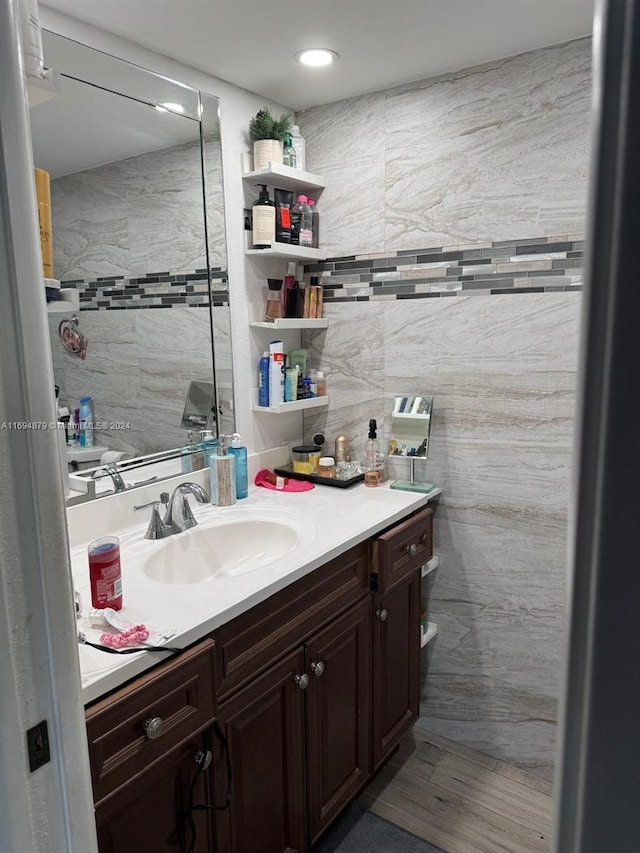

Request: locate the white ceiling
(42, 0), (595, 111)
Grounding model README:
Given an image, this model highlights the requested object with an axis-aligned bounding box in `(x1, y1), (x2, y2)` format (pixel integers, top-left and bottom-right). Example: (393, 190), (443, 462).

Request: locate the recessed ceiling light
(295, 48), (339, 68)
(155, 102), (185, 114)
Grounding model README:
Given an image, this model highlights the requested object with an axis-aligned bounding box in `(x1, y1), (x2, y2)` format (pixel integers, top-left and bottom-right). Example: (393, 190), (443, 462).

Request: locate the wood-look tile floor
(358, 725), (554, 853)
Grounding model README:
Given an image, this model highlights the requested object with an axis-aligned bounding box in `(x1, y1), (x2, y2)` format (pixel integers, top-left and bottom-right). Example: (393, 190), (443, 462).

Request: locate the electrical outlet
(26, 720), (50, 772)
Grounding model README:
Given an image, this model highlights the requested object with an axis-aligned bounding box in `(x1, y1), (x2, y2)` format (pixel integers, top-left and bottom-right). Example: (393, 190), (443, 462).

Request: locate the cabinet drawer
(212, 542), (369, 700)
(86, 639), (216, 805)
(372, 507), (433, 594)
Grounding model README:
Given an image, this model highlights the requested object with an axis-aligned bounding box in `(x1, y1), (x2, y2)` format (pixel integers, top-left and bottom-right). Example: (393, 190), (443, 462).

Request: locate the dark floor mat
(314, 804), (447, 852)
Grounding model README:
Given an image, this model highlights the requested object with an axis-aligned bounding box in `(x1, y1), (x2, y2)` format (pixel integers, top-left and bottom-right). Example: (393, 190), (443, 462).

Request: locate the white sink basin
(141, 510), (310, 584)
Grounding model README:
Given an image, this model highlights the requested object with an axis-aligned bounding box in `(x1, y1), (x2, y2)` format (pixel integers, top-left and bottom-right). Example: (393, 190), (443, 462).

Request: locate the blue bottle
(228, 433), (248, 499)
(79, 395), (94, 447)
(259, 352), (270, 407)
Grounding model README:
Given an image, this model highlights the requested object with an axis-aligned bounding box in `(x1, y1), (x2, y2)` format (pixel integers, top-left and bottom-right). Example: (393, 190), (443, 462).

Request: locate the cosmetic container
(252, 184), (275, 248)
(335, 434), (350, 463)
(269, 340), (285, 407)
(265, 278), (284, 321)
(318, 457), (336, 478)
(228, 433), (248, 499)
(209, 437), (236, 506)
(88, 536), (122, 610)
(364, 418), (386, 487)
(291, 445), (321, 474)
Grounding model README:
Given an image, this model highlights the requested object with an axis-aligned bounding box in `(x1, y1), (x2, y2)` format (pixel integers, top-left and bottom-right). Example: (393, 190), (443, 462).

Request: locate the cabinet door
(95, 734), (215, 853)
(305, 596), (372, 844)
(214, 648), (307, 853)
(372, 568), (421, 770)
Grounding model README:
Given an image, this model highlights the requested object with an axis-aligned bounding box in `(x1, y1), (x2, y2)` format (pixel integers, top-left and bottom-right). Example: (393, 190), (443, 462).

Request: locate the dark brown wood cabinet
(304, 596), (372, 844)
(372, 568), (421, 769)
(86, 506), (434, 853)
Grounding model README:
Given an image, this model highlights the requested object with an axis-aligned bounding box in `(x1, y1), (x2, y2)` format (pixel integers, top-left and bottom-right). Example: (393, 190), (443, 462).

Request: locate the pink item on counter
(254, 469), (314, 492)
(99, 624), (150, 647)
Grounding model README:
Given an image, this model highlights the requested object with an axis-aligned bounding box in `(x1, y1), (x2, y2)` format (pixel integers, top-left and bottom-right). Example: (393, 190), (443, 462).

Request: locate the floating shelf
(242, 158), (326, 194)
(422, 555), (440, 577)
(421, 622), (438, 648)
(253, 396), (329, 414)
(250, 319), (328, 330)
(46, 291), (80, 313)
(245, 244), (327, 261)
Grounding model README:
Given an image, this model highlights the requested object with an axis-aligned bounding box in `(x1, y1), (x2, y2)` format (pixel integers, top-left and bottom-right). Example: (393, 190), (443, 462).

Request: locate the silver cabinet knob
(404, 543), (418, 556)
(310, 661), (325, 677)
(376, 608), (388, 622)
(295, 673), (309, 690)
(143, 716), (164, 740)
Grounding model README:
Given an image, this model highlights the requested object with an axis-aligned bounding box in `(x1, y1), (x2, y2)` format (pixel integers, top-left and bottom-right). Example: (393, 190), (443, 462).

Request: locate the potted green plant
(249, 107), (293, 172)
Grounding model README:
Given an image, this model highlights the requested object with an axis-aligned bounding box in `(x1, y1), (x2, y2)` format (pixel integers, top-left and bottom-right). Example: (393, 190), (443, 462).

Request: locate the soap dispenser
(227, 433), (248, 499)
(209, 435), (236, 506)
(364, 418), (386, 487)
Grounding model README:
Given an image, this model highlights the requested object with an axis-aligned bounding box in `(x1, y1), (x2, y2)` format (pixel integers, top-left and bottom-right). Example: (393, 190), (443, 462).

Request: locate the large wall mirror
(32, 31), (234, 499)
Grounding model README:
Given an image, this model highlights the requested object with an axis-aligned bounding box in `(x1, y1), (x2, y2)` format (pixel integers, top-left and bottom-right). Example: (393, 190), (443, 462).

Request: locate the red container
(88, 536), (122, 610)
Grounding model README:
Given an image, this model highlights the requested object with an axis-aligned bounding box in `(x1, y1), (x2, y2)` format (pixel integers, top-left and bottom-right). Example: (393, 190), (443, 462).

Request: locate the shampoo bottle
(79, 395), (94, 447)
(269, 340), (285, 407)
(259, 352), (270, 407)
(228, 433), (248, 499)
(209, 436), (236, 506)
(252, 184), (275, 248)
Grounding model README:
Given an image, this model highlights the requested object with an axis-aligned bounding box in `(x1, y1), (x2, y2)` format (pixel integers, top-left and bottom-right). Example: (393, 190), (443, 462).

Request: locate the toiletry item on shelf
(88, 536), (122, 611)
(283, 260), (296, 310)
(285, 367), (299, 402)
(79, 395), (94, 447)
(269, 340), (285, 407)
(308, 198), (320, 248)
(312, 276), (323, 318)
(316, 370), (327, 396)
(252, 184), (275, 248)
(335, 434), (350, 463)
(265, 278), (284, 321)
(364, 418), (386, 487)
(285, 281), (304, 318)
(209, 436), (236, 506)
(289, 125), (306, 170)
(200, 429), (219, 464)
(318, 457), (336, 478)
(259, 352), (270, 407)
(274, 188), (294, 243)
(291, 445), (321, 474)
(290, 195), (313, 247)
(34, 168), (53, 278)
(289, 349), (307, 377)
(282, 133), (297, 168)
(228, 433), (248, 499)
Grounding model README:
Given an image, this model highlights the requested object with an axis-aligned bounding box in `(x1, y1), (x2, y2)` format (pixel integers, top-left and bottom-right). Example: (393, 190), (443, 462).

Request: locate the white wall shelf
(46, 290), (80, 313)
(245, 243), (326, 261)
(241, 157), (326, 194)
(422, 555), (440, 577)
(421, 622), (438, 648)
(250, 319), (328, 331)
(253, 395), (329, 414)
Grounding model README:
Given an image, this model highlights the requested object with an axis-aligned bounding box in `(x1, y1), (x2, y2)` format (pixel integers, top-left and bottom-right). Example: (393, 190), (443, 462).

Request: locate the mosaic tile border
(60, 268), (229, 310)
(304, 237), (584, 302)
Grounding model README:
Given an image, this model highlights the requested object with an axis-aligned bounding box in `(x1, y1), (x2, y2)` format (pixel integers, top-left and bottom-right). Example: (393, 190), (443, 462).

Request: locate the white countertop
(69, 464), (440, 705)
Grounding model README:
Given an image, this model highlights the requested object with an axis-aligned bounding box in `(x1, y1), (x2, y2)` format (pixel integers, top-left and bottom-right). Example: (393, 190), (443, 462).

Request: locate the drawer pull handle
(310, 661), (325, 677)
(143, 716), (164, 740)
(295, 673), (310, 690)
(376, 608), (388, 622)
(404, 543), (418, 557)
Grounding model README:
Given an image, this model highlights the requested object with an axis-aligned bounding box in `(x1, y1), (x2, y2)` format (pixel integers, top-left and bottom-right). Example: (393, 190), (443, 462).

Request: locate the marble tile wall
(297, 39), (591, 257)
(303, 291), (581, 779)
(51, 137), (226, 282)
(48, 305), (222, 456)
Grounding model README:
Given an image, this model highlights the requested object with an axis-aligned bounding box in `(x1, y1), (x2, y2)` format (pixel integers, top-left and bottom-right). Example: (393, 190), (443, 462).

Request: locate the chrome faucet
(164, 482), (210, 534)
(91, 463), (126, 493)
(134, 482), (210, 540)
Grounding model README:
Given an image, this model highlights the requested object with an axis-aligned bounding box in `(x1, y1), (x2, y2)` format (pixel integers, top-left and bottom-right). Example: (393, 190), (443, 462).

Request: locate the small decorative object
(58, 315), (88, 359)
(249, 106), (293, 172)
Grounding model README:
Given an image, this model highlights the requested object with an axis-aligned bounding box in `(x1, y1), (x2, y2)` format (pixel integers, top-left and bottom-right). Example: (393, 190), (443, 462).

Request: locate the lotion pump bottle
(364, 418), (386, 487)
(228, 433), (248, 499)
(252, 184), (276, 248)
(209, 435), (236, 506)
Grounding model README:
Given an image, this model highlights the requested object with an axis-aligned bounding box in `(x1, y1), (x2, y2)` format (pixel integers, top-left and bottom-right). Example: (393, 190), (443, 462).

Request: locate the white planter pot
(253, 139), (283, 172)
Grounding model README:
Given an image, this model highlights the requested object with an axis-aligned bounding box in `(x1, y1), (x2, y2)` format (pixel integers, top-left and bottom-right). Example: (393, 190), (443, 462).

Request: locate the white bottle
(290, 125), (306, 171)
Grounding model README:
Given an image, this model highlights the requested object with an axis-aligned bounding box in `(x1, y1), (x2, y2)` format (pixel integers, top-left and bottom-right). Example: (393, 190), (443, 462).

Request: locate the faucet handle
(179, 494), (198, 531)
(134, 493), (170, 540)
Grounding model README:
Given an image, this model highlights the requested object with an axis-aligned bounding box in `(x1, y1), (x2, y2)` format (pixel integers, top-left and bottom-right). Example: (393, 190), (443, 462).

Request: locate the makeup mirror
(387, 395), (436, 494)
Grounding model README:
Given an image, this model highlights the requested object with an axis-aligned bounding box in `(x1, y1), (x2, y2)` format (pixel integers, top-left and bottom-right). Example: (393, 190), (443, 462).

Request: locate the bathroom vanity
(71, 477), (437, 852)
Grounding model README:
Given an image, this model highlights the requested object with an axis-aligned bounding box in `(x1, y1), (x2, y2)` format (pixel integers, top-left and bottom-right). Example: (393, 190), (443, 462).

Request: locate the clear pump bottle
(364, 418), (386, 487)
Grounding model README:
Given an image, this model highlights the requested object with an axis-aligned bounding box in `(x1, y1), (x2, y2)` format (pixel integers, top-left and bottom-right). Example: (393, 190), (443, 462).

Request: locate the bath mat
(315, 803), (447, 852)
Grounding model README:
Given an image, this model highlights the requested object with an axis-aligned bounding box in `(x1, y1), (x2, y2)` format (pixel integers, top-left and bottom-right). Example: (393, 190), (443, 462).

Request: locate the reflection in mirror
(388, 395), (436, 494)
(32, 31), (233, 501)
